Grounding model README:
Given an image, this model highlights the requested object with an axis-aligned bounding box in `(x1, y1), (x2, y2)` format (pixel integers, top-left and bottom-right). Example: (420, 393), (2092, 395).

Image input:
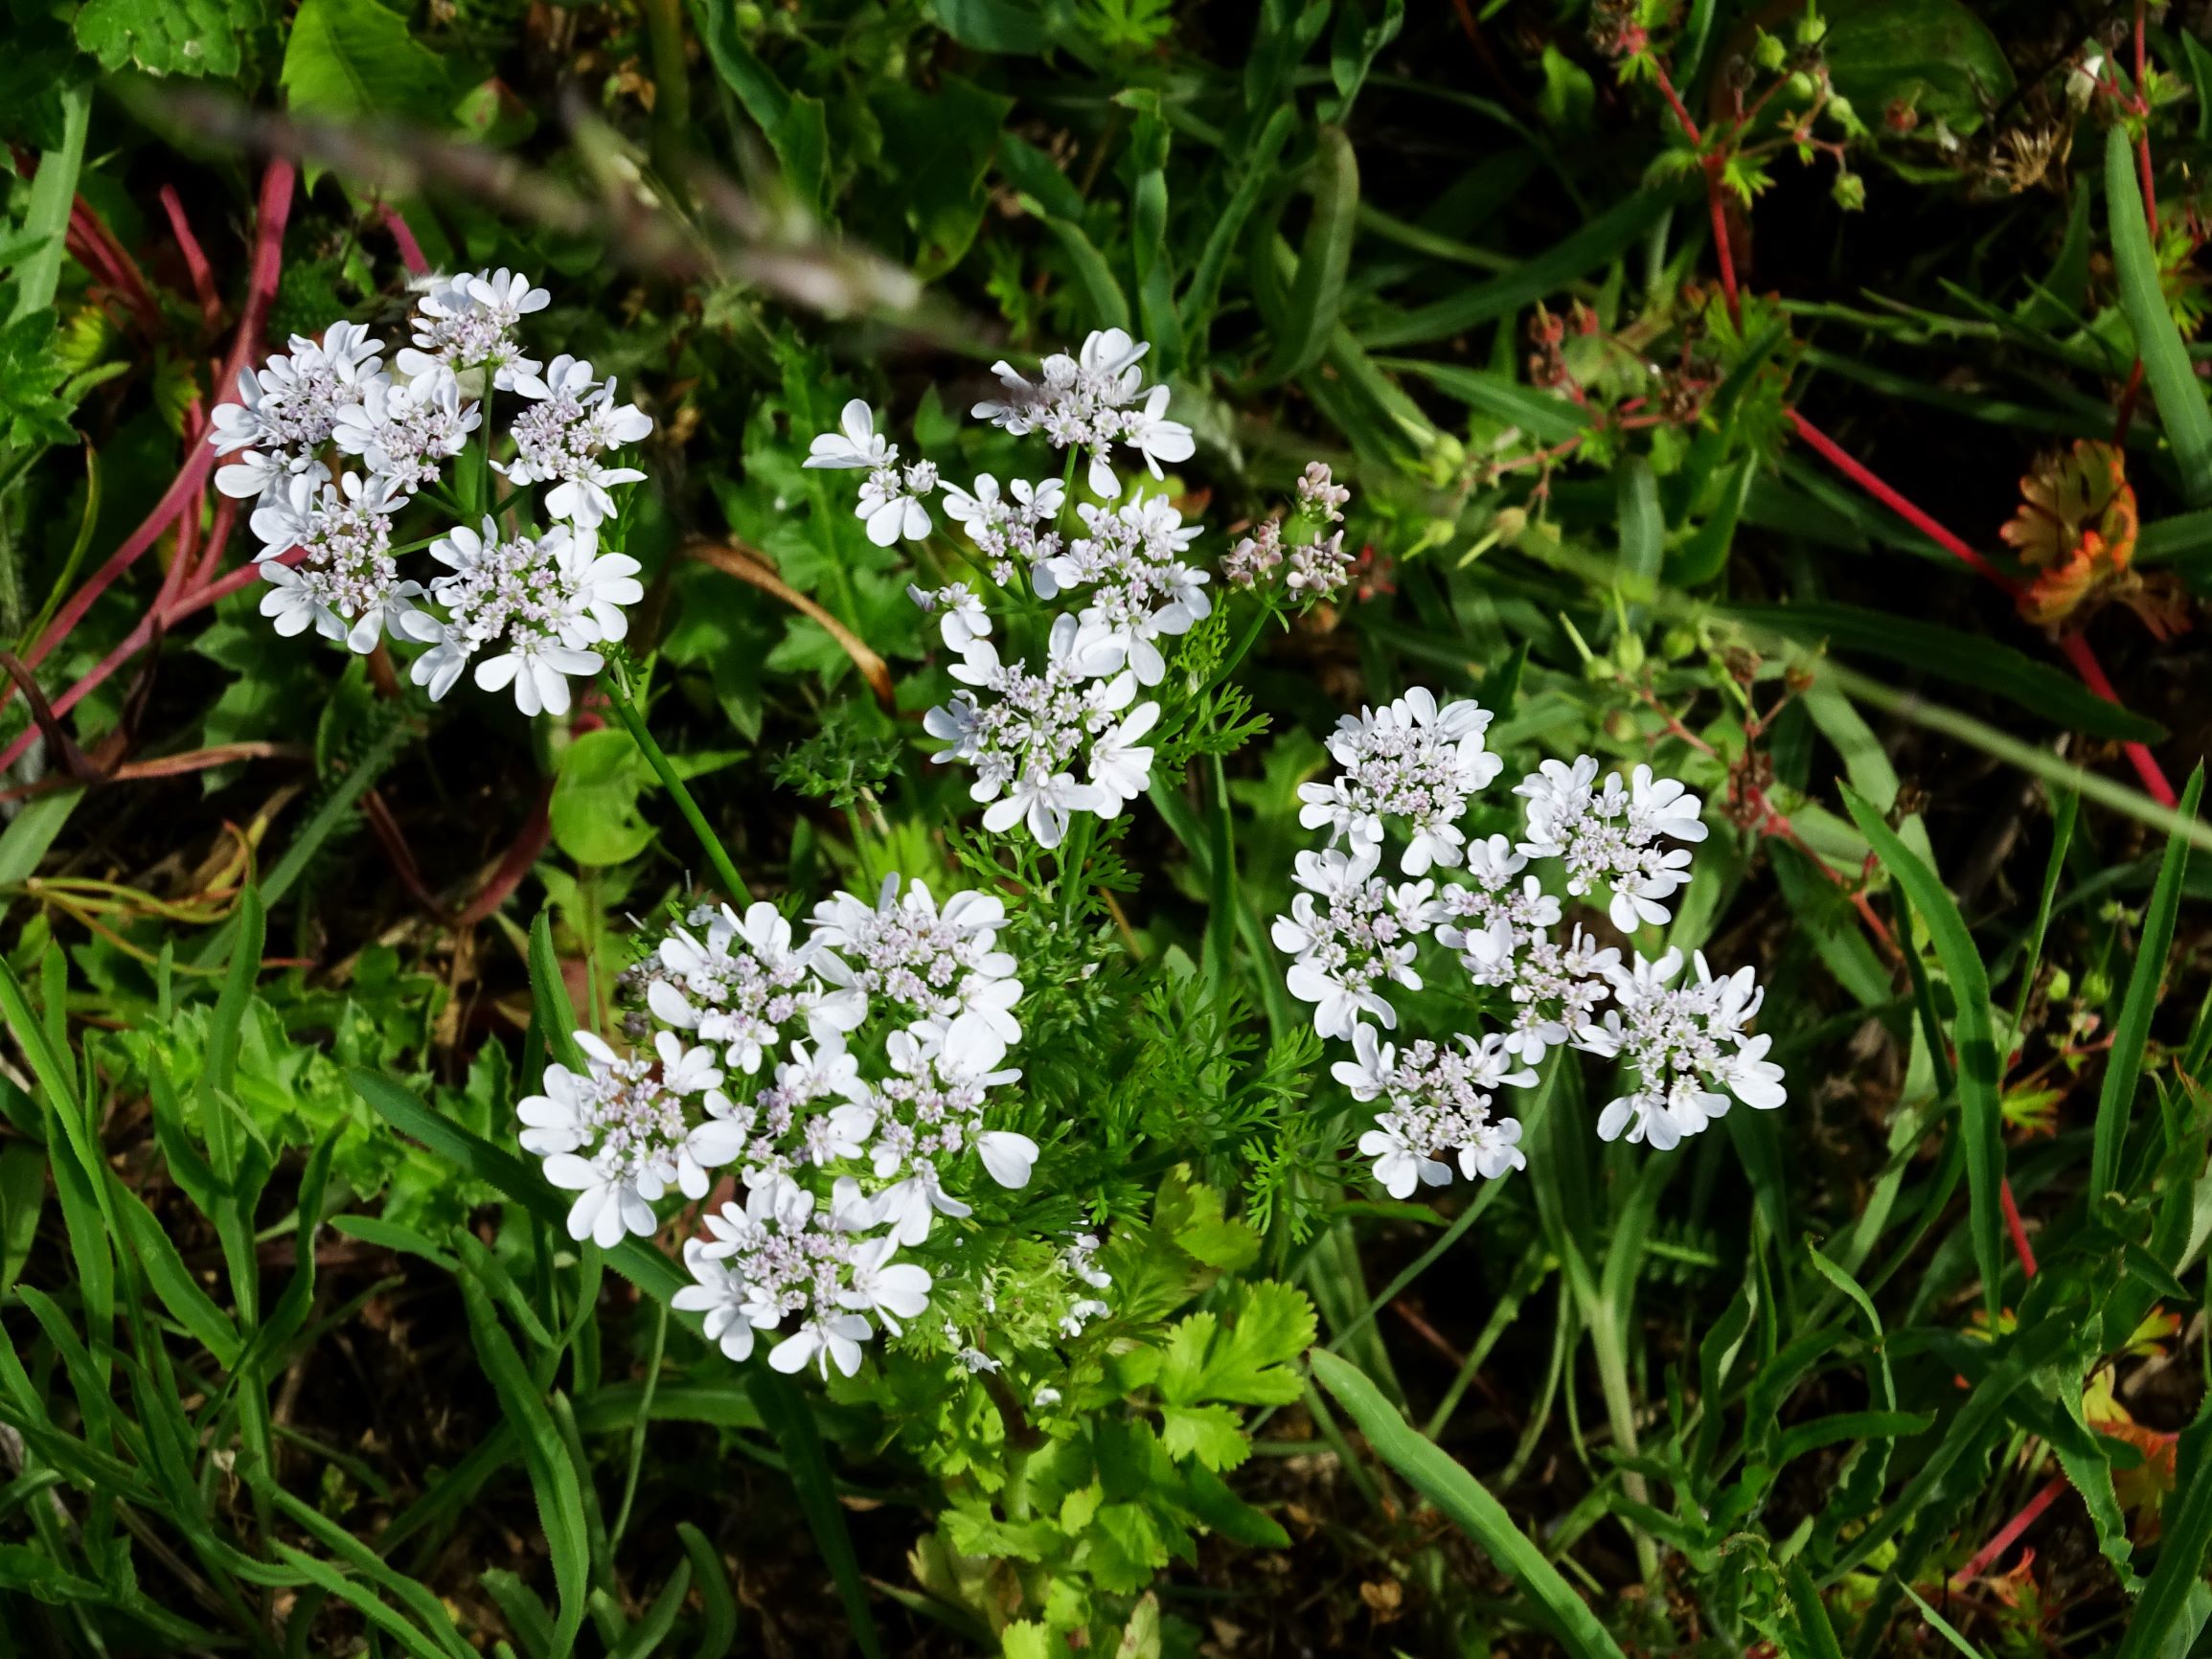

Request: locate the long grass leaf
(1259, 125), (1357, 383)
(2108, 125), (2212, 503)
(1309, 1348), (1628, 1659)
(1731, 602), (2168, 745)
(2092, 765), (2204, 1201)
(461, 1280), (591, 1659)
(746, 1367), (884, 1659)
(2114, 1397), (2212, 1659)
(1357, 189), (1676, 350)
(1842, 784), (2007, 1327)
(677, 1521), (740, 1659)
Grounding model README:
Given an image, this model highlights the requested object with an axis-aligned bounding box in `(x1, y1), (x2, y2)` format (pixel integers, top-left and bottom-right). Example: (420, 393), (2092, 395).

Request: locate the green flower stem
(1197, 600), (1277, 698)
(601, 669), (752, 902)
(1201, 754), (1236, 993)
(1057, 812), (1094, 931)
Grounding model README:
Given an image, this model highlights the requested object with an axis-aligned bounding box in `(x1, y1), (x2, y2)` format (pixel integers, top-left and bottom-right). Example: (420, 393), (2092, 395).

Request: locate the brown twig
(683, 538), (895, 708)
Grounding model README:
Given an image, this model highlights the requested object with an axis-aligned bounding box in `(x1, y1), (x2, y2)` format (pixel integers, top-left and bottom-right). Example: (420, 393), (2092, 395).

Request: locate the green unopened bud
(2045, 966), (2072, 1003)
(1794, 6), (1827, 47)
(2081, 970), (2111, 1006)
(1661, 625), (1699, 661)
(733, 1), (764, 27)
(1614, 629), (1647, 675)
(1753, 30), (1787, 72)
(1826, 94), (1856, 127)
(1831, 170), (1866, 212)
(1784, 70), (1816, 102)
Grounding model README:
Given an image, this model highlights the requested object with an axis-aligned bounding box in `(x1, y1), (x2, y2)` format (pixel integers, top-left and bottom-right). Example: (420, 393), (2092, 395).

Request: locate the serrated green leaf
(1159, 1403), (1247, 1470)
(282, 0), (452, 126)
(1159, 1281), (1315, 1407)
(75, 0), (260, 78)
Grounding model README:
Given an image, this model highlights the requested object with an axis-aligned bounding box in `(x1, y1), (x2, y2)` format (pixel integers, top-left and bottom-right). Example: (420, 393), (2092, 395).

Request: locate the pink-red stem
(159, 184), (222, 331)
(380, 204), (431, 278)
(1950, 1474), (2064, 1586)
(0, 161), (294, 771)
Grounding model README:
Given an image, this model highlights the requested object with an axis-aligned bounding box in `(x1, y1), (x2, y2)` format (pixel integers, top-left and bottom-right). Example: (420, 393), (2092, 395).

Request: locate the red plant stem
(66, 200), (162, 337)
(1784, 410), (2016, 588)
(1789, 408), (2177, 805)
(1651, 61), (1703, 146)
(2051, 632), (2176, 805)
(452, 782), (556, 927)
(2113, 359), (2145, 446)
(1950, 1474), (2065, 1586)
(159, 184), (222, 330)
(1706, 171), (1742, 321)
(2135, 2), (2158, 232)
(379, 204), (431, 277)
(20, 440), (218, 674)
(5, 161), (294, 725)
(2000, 1179), (2040, 1278)
(0, 557), (277, 778)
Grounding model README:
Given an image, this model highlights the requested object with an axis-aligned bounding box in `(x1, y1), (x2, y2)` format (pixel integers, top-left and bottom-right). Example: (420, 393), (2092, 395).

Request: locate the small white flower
(331, 365), (480, 495)
(1577, 949), (1784, 1150)
(910, 581), (990, 651)
(500, 354), (652, 527)
(673, 1239), (758, 1361)
(769, 1313), (874, 1377)
(1085, 702), (1159, 810)
(399, 268), (547, 388)
(837, 1236), (933, 1335)
(803, 398), (892, 469)
(1271, 846), (1436, 1038)
(1516, 758), (1705, 932)
(976, 1130), (1039, 1189)
(1299, 687), (1502, 875)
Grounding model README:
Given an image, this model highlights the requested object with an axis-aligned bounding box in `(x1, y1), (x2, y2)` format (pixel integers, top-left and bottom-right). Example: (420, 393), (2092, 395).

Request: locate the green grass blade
(1374, 356), (1587, 443)
(2108, 125), (2212, 504)
(1357, 189), (1675, 350)
(1614, 453), (1663, 629)
(270, 1541), (456, 1659)
(676, 1522), (739, 1659)
(1730, 602), (2168, 745)
(111, 1184), (241, 1368)
(2091, 765), (2204, 1202)
(528, 911), (589, 1072)
(461, 1280), (591, 1659)
(1842, 784), (2006, 1327)
(1259, 125), (1357, 383)
(1309, 1348), (1629, 1659)
(2115, 1398), (2212, 1659)
(746, 1367), (883, 1659)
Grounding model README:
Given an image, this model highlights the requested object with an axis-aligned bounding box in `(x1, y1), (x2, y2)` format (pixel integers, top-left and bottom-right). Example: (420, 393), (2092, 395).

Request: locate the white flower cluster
(804, 333), (1214, 852)
(924, 614), (1159, 849)
(1037, 497), (1212, 686)
(207, 269), (651, 717)
(971, 328), (1194, 497)
(808, 339), (1370, 856)
(1273, 688), (1786, 1192)
(521, 876), (1041, 1377)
